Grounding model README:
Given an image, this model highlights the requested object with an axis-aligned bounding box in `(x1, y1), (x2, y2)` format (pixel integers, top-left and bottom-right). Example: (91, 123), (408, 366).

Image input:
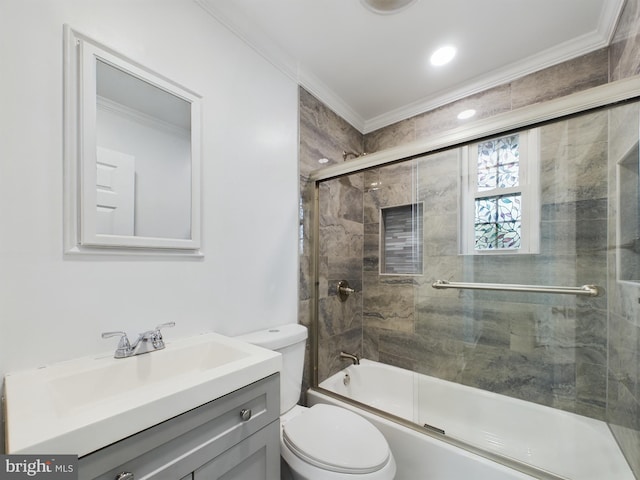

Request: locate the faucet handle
(155, 322), (175, 331)
(101, 331), (132, 358)
(152, 322), (175, 349)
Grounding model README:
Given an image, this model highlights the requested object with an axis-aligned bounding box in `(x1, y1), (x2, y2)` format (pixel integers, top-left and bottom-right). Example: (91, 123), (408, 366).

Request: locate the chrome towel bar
(431, 280), (603, 297)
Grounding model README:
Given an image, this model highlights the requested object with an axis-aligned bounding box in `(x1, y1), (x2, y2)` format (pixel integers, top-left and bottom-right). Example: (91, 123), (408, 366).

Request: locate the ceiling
(197, 0), (625, 133)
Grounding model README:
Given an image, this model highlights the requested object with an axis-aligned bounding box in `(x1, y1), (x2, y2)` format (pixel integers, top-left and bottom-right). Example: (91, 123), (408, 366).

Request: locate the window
(460, 129), (540, 254)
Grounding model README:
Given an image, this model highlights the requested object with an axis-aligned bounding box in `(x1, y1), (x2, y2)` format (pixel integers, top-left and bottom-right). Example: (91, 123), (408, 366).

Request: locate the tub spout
(340, 351), (360, 365)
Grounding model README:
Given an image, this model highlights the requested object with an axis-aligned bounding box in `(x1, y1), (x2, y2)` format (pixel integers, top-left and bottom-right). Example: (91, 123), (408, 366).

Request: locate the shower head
(342, 150), (365, 161)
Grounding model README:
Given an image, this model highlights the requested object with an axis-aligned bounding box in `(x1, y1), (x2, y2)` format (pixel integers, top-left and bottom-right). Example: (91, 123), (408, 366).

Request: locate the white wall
(97, 107), (193, 239)
(0, 0), (299, 453)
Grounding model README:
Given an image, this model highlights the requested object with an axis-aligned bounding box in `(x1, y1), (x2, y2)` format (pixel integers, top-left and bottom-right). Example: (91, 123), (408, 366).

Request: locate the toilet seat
(282, 404), (390, 474)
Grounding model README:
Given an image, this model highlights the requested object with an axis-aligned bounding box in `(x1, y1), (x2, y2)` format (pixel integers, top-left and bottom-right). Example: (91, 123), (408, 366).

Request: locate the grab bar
(431, 280), (603, 297)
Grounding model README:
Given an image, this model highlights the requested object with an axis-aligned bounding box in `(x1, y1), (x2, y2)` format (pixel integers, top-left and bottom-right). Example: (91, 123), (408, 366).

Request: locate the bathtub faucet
(340, 351), (360, 365)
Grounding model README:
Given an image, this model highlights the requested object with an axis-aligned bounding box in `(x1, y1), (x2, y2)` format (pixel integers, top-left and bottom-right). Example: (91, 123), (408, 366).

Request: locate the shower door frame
(308, 75), (640, 480)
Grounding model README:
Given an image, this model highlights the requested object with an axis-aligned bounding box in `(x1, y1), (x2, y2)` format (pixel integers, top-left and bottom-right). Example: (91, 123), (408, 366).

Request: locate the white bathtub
(308, 359), (634, 480)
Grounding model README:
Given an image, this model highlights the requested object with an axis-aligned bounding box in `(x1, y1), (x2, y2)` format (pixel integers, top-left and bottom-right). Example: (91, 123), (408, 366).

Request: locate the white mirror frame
(63, 26), (203, 256)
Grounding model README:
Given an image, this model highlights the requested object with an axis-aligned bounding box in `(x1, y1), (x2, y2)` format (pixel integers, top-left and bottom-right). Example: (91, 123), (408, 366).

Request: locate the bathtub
(307, 359), (634, 480)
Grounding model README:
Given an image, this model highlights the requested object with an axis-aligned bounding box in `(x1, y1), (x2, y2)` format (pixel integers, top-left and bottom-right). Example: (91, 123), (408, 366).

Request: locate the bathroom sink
(4, 332), (281, 456)
(48, 340), (251, 415)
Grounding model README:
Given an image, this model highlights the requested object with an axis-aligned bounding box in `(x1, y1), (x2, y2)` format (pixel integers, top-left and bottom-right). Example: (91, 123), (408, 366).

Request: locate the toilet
(237, 324), (396, 480)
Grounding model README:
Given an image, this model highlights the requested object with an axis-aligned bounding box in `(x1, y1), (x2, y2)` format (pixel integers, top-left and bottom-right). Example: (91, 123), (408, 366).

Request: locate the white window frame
(460, 128), (540, 255)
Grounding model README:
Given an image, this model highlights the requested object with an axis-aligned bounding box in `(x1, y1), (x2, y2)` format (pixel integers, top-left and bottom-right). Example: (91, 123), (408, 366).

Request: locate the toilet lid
(282, 404), (390, 474)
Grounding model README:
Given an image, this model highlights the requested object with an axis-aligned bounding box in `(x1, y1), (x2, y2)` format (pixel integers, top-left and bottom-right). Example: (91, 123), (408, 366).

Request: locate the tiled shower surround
(298, 0), (640, 476)
(316, 111), (613, 417)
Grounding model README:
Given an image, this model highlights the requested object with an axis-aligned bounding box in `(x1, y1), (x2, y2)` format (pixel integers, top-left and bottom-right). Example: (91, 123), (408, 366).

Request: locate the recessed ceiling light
(430, 45), (456, 66)
(318, 158), (329, 164)
(360, 0), (418, 15)
(457, 109), (476, 120)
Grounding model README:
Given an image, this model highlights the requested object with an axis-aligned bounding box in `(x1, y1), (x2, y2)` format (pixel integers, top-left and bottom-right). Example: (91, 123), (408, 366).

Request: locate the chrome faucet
(340, 351), (360, 365)
(102, 322), (175, 358)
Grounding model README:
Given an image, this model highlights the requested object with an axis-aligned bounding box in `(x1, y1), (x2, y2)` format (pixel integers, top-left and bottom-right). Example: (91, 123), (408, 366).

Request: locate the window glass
(477, 134), (520, 191)
(461, 129), (539, 255)
(474, 194), (522, 249)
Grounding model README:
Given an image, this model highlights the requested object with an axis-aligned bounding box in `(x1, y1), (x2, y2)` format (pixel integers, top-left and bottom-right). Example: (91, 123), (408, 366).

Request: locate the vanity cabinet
(78, 374), (280, 480)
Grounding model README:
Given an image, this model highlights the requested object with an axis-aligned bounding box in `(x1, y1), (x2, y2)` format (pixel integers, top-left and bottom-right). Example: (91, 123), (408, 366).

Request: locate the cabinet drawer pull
(240, 408), (252, 421)
(115, 473), (134, 480)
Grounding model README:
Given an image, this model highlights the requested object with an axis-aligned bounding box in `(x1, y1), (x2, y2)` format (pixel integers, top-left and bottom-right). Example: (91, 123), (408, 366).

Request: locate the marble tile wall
(358, 111), (610, 421)
(608, 2), (640, 473)
(611, 0), (640, 81)
(316, 173), (365, 381)
(364, 48), (609, 153)
(607, 101), (640, 476)
(298, 88), (364, 390)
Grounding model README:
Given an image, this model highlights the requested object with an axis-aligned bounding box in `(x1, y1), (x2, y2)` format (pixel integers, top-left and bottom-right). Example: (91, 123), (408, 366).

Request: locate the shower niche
(380, 203), (423, 275)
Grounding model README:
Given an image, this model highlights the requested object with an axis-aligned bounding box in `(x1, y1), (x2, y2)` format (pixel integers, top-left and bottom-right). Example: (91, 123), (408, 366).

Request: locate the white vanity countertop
(4, 332), (281, 457)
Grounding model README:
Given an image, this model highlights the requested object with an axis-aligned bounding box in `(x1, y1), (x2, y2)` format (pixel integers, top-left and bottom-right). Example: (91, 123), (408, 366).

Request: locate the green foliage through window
(474, 194), (522, 249)
(474, 135), (522, 250)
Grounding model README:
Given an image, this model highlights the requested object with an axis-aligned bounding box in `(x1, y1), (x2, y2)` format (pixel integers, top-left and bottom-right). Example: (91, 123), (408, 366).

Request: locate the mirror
(64, 27), (202, 254)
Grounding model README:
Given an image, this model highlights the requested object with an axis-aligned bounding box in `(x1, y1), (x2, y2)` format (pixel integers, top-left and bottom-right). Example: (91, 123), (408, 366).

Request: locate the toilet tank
(236, 324), (308, 415)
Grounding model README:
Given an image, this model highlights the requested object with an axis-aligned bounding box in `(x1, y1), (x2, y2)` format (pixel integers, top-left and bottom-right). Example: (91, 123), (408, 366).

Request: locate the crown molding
(362, 24), (621, 133)
(194, 0), (299, 82)
(296, 68), (366, 132)
(600, 0), (626, 44)
(195, 0), (366, 131)
(363, 0), (625, 132)
(192, 0), (365, 131)
(97, 96), (190, 138)
(195, 0), (625, 135)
